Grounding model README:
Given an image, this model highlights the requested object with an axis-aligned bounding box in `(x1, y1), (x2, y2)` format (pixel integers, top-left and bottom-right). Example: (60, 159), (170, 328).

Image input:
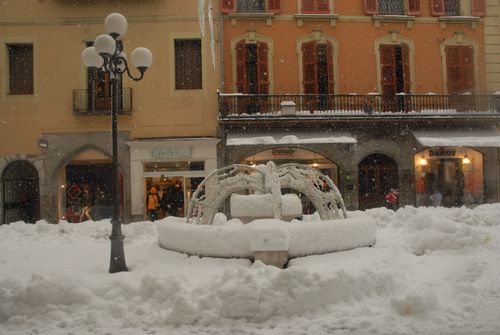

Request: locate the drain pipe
(219, 9), (224, 93)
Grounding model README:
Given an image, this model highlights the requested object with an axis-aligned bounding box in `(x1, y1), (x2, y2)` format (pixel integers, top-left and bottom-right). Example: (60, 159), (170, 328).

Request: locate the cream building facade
(0, 0), (221, 224)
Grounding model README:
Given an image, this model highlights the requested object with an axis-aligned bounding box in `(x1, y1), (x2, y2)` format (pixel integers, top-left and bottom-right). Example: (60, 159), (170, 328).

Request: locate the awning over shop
(226, 132), (357, 146)
(412, 128), (500, 147)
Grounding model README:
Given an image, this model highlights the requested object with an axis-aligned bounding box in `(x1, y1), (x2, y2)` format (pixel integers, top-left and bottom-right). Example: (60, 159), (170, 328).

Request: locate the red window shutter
(462, 46), (475, 91)
(364, 0), (378, 15)
(379, 44), (396, 97)
(302, 0), (315, 13)
(401, 43), (411, 93)
(268, 0), (280, 13)
(317, 0), (330, 13)
(446, 46), (475, 93)
(446, 46), (460, 93)
(326, 41), (335, 94)
(407, 0), (421, 15)
(430, 0), (444, 16)
(221, 0), (235, 13)
(471, 0), (485, 16)
(302, 41), (318, 94)
(236, 39), (247, 93)
(256, 41), (270, 94)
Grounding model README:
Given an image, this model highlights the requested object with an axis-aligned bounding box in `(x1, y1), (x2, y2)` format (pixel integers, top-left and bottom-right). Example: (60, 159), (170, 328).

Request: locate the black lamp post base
(109, 233), (128, 273)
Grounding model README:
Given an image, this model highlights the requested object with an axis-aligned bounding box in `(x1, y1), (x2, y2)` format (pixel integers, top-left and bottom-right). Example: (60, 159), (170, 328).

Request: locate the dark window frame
(7, 43), (34, 95)
(174, 39), (203, 90)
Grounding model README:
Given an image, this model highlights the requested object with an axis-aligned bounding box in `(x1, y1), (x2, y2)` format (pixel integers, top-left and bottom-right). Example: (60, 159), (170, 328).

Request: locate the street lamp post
(81, 13), (152, 273)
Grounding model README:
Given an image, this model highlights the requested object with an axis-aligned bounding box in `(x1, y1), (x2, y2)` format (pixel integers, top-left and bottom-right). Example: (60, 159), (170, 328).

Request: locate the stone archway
(187, 162), (346, 225)
(2, 160), (40, 224)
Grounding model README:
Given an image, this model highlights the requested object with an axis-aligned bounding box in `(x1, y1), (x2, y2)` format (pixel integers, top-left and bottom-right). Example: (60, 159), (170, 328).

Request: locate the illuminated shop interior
(414, 148), (484, 207)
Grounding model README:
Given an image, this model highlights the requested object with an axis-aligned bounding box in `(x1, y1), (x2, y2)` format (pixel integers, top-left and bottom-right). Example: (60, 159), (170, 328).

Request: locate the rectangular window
(365, 0), (420, 15)
(237, 0), (265, 12)
(174, 39), (202, 90)
(378, 0), (404, 15)
(302, 0), (330, 13)
(444, 0), (460, 15)
(7, 44), (33, 95)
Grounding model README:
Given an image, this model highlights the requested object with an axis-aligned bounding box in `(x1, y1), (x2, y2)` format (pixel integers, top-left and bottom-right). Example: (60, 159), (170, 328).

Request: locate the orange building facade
(218, 0), (500, 210)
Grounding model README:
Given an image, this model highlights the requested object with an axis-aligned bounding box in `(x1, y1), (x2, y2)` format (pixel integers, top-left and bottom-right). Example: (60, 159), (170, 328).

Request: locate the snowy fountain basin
(157, 213), (376, 260)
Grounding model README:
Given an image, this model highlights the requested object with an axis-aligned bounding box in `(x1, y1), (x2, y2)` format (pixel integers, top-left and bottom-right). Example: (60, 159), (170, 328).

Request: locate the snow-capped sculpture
(186, 161), (347, 225)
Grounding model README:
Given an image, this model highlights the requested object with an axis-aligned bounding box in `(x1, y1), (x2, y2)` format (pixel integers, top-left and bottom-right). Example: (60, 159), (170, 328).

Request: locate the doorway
(145, 175), (204, 219)
(2, 160), (40, 224)
(64, 163), (123, 222)
(358, 154), (399, 210)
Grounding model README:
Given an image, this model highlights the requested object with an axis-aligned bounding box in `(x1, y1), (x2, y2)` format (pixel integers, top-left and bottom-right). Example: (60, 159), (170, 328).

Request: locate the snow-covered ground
(1, 204), (500, 335)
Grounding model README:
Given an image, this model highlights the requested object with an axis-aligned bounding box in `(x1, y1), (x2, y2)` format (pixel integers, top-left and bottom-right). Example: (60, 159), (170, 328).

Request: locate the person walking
(147, 186), (160, 221)
(430, 189), (443, 207)
(384, 188), (399, 211)
(79, 183), (93, 222)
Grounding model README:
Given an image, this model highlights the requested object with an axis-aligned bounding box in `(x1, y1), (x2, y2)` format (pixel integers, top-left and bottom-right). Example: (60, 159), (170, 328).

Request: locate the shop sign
(429, 149), (456, 157)
(271, 148), (296, 157)
(151, 147), (192, 159)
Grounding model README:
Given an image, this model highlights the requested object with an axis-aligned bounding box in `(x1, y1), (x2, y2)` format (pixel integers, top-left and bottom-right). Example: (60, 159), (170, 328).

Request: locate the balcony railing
(219, 93), (500, 118)
(73, 88), (133, 115)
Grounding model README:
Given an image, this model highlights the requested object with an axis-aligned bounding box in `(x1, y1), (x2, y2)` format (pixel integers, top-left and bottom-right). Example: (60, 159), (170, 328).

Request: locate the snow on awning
(226, 132), (357, 146)
(412, 128), (500, 147)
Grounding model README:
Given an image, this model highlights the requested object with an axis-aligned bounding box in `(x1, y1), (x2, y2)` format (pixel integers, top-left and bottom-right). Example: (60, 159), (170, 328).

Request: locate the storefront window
(414, 148), (483, 207)
(144, 161), (205, 219)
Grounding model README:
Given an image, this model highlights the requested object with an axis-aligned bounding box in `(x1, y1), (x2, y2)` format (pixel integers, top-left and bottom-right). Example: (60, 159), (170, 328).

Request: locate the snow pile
(405, 214), (488, 255)
(390, 288), (439, 316)
(1, 204), (500, 334)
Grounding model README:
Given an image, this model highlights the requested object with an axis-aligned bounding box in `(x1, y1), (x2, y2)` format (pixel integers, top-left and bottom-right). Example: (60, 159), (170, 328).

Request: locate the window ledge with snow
(294, 14), (339, 27)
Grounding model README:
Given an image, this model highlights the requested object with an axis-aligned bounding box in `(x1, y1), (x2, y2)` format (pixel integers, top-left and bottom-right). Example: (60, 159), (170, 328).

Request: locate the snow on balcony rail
(218, 93), (500, 117)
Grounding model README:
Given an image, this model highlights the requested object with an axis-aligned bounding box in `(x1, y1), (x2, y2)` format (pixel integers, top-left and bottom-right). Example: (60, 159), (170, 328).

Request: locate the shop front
(414, 147), (483, 207)
(412, 128), (500, 207)
(127, 138), (219, 221)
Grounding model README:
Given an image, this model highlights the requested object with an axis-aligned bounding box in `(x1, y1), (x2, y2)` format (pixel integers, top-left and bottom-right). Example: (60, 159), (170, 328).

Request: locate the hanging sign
(151, 147), (192, 159)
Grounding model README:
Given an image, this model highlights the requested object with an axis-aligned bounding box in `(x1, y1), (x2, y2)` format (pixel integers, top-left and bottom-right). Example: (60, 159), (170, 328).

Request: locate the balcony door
(85, 41), (121, 113)
(302, 40), (334, 111)
(445, 45), (475, 111)
(379, 43), (411, 112)
(88, 69), (112, 111)
(235, 39), (269, 113)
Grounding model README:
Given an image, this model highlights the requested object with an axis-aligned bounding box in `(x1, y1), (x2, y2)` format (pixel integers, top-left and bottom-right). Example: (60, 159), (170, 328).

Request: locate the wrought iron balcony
(73, 88), (133, 115)
(218, 93), (500, 119)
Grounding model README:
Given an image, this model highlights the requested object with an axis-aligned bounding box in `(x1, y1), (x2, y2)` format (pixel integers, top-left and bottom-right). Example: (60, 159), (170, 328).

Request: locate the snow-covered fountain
(157, 162), (376, 267)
